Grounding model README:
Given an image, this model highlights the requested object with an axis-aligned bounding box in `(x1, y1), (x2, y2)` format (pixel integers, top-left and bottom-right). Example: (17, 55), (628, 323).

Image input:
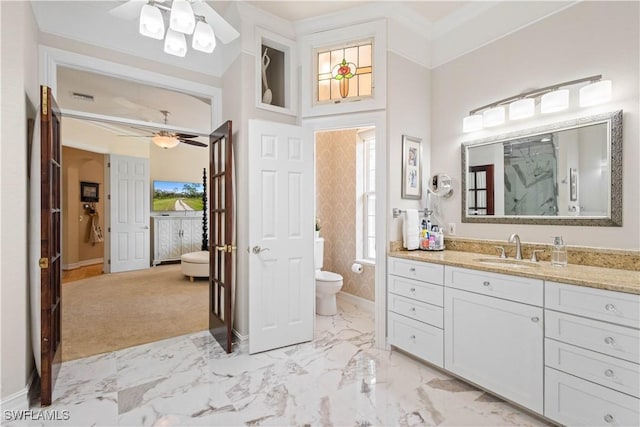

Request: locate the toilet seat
(316, 271), (343, 283)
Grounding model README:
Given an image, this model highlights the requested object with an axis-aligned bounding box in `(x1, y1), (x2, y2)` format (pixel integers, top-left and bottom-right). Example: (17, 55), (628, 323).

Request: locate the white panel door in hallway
(248, 120), (315, 354)
(109, 154), (150, 273)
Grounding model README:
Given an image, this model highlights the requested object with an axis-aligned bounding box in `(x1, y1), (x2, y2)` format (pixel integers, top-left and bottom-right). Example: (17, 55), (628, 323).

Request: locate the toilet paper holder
(351, 262), (363, 274)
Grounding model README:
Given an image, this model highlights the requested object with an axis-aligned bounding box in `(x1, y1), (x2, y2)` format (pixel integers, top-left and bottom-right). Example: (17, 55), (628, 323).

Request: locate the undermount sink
(473, 258), (541, 269)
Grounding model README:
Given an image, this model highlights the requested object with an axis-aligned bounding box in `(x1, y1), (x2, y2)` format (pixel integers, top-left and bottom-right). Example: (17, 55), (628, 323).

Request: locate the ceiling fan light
(169, 0), (196, 34)
(541, 89), (569, 113)
(462, 114), (483, 133)
(164, 28), (187, 57)
(192, 21), (216, 53)
(139, 4), (164, 40)
(509, 98), (535, 120)
(152, 134), (180, 149)
(580, 80), (612, 107)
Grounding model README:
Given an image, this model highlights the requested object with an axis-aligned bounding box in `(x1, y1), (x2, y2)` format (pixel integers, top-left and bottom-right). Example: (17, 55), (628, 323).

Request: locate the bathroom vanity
(387, 251), (640, 426)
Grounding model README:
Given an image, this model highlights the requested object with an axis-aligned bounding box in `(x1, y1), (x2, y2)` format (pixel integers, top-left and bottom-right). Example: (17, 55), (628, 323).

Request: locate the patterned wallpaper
(316, 129), (375, 301)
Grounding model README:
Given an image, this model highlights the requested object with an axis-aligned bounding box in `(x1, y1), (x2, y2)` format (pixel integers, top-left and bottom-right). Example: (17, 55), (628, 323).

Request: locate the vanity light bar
(463, 75), (612, 133)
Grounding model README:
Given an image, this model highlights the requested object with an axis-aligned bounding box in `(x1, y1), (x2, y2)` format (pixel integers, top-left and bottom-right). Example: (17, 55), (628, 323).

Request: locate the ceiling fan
(120, 110), (208, 149)
(109, 0), (240, 56)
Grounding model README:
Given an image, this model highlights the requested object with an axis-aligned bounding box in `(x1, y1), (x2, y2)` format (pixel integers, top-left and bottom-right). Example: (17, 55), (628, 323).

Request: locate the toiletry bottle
(437, 228), (444, 249)
(551, 236), (568, 267)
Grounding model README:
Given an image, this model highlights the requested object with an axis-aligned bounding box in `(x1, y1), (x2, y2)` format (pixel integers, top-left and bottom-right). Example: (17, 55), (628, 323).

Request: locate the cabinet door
(189, 218), (203, 252)
(155, 218), (174, 262)
(444, 288), (543, 413)
(168, 219), (183, 259)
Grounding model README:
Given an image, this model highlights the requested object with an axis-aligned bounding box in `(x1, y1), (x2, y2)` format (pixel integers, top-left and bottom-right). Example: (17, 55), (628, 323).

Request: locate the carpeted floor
(62, 264), (208, 361)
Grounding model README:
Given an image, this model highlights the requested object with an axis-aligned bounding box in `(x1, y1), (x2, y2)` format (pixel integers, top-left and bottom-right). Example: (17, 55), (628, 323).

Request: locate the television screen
(153, 180), (204, 211)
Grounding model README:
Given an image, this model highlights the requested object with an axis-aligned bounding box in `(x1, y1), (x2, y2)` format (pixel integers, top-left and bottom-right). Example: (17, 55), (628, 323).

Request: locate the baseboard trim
(62, 258), (103, 271)
(232, 328), (248, 341)
(337, 291), (375, 313)
(0, 370), (36, 411)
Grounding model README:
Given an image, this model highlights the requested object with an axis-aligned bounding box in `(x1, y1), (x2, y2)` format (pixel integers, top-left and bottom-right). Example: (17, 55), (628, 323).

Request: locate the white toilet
(315, 238), (344, 316)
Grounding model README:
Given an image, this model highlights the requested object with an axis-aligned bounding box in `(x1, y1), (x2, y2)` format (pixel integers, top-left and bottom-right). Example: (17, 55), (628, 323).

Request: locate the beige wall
(387, 52), (431, 243)
(0, 0), (39, 401)
(317, 129), (375, 301)
(431, 1), (640, 250)
(62, 147), (105, 268)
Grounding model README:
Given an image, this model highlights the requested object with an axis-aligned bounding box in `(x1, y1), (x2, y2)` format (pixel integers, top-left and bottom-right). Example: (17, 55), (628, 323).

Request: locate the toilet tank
(314, 238), (324, 270)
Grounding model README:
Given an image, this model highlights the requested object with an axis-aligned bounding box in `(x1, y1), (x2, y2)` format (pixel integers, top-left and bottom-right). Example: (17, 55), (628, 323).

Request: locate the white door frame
(302, 111), (387, 350)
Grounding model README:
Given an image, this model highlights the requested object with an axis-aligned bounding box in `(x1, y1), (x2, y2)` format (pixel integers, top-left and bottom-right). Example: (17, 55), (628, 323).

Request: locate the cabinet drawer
(388, 257), (444, 285)
(545, 367), (640, 427)
(546, 281), (640, 329)
(546, 339), (640, 398)
(388, 312), (443, 367)
(546, 310), (640, 363)
(388, 274), (443, 307)
(445, 266), (543, 306)
(388, 293), (443, 328)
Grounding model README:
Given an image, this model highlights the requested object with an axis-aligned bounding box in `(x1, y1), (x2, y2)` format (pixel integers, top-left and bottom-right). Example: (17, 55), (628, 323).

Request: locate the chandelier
(139, 0), (216, 57)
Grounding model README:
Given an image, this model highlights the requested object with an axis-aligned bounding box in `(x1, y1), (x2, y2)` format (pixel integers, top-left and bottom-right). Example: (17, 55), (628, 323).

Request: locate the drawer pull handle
(483, 281), (490, 287)
(531, 316), (540, 323)
(604, 414), (614, 423)
(604, 336), (616, 345)
(605, 303), (616, 312)
(410, 307), (416, 312)
(604, 369), (615, 377)
(410, 287), (416, 293)
(409, 267), (416, 272)
(410, 334), (416, 340)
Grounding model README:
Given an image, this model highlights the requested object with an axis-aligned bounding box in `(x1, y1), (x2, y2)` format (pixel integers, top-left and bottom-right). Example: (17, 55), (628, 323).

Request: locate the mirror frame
(461, 110), (622, 226)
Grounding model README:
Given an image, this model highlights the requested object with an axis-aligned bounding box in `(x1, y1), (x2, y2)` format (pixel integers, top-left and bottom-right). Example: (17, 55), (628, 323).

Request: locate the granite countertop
(388, 250), (640, 295)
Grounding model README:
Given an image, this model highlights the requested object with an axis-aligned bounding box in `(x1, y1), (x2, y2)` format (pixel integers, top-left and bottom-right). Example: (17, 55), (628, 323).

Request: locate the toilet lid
(316, 271), (343, 282)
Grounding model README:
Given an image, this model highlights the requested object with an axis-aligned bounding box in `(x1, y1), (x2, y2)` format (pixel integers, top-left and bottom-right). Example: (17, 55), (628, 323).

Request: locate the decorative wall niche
(255, 28), (296, 116)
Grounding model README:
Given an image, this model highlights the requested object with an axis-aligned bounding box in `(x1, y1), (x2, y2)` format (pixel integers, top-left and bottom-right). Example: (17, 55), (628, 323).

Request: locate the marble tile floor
(15, 299), (550, 426)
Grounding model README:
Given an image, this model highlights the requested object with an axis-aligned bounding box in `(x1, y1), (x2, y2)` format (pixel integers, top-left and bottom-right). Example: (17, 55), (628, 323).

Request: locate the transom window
(316, 40), (373, 104)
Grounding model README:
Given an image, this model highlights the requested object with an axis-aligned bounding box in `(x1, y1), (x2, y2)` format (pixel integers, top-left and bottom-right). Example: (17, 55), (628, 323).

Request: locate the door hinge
(39, 257), (49, 269)
(216, 244), (237, 253)
(108, 259), (111, 265)
(108, 227), (111, 232)
(108, 194), (111, 200)
(107, 162), (111, 168)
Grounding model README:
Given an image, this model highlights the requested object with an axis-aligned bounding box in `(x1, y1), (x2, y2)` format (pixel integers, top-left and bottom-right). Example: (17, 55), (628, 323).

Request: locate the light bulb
(509, 98), (535, 120)
(169, 0), (196, 34)
(164, 28), (187, 57)
(580, 80), (612, 107)
(462, 114), (483, 133)
(139, 4), (164, 40)
(541, 89), (569, 113)
(192, 21), (216, 53)
(483, 106), (505, 127)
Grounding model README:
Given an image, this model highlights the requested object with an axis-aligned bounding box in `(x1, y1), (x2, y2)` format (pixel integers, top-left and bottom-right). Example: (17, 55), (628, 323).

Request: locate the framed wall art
(401, 135), (422, 199)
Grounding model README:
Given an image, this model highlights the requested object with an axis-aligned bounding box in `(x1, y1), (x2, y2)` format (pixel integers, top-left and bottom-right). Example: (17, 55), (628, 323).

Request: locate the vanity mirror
(461, 110), (622, 226)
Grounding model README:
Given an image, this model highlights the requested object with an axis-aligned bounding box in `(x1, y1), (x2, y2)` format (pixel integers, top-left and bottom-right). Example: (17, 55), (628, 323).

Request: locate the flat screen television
(153, 180), (204, 211)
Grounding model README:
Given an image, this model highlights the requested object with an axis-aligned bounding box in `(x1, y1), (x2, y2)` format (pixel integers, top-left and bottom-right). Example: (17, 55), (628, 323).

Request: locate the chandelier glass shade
(152, 134), (180, 149)
(139, 1), (217, 57)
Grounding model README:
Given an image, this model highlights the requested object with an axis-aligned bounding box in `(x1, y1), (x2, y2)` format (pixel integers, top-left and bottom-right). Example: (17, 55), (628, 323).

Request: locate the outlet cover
(447, 223), (456, 235)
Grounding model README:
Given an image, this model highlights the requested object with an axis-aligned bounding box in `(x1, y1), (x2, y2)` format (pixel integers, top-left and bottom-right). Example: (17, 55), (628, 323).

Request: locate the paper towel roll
(351, 263), (363, 274)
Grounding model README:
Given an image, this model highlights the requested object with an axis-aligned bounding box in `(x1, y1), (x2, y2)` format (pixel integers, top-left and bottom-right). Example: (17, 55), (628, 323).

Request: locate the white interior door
(109, 154), (150, 272)
(249, 120), (314, 354)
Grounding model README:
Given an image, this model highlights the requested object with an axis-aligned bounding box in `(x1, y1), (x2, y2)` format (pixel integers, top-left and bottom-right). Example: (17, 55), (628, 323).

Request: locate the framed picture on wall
(401, 135), (422, 199)
(80, 181), (99, 202)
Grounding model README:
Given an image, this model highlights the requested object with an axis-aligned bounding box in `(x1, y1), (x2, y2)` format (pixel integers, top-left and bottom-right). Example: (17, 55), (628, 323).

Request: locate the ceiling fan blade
(175, 133), (198, 139)
(180, 139), (207, 148)
(109, 0), (146, 21)
(192, 2), (240, 44)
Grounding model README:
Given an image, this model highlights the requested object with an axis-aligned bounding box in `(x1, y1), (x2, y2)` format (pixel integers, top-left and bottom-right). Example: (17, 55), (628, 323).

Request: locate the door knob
(252, 246), (270, 254)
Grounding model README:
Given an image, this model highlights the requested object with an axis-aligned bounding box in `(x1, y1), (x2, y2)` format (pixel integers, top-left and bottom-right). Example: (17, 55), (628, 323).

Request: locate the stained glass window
(316, 41), (373, 103)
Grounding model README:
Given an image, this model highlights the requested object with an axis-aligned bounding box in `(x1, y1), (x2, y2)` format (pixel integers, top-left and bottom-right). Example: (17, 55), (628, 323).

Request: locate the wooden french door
(40, 86), (62, 406)
(468, 164), (495, 216)
(209, 121), (234, 353)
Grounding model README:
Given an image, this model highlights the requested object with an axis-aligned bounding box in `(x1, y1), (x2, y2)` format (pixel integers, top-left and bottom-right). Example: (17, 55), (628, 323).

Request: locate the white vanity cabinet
(387, 257), (444, 367)
(444, 268), (544, 414)
(544, 281), (640, 427)
(152, 216), (203, 265)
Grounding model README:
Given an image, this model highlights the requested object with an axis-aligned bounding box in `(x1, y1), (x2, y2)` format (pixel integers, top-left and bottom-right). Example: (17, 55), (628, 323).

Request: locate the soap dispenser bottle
(551, 236), (568, 267)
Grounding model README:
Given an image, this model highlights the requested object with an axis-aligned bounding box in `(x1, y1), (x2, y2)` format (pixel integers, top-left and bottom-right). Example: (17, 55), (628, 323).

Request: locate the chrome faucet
(508, 233), (523, 260)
